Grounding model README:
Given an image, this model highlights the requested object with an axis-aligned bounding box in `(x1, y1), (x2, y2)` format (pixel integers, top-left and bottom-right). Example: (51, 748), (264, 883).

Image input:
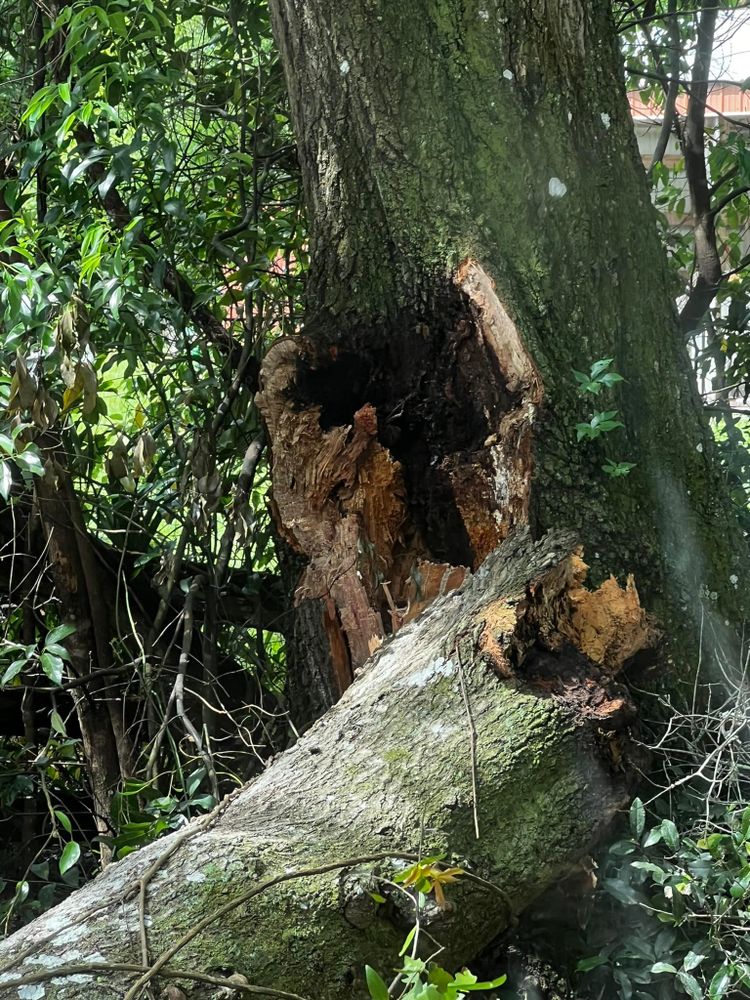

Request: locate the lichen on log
(0, 529), (655, 1000)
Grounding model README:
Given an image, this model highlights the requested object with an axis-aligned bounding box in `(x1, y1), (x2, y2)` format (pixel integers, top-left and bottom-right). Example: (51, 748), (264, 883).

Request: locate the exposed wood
(266, 0), (748, 727)
(258, 260), (543, 690)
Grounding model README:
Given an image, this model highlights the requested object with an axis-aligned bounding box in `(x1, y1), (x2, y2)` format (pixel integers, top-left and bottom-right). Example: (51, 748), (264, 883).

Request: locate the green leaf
(591, 358), (614, 378)
(43, 643), (71, 660)
(630, 798), (645, 839)
(0, 433), (14, 454)
(683, 952), (706, 973)
(15, 449), (44, 476)
(46, 624), (77, 644)
(40, 652), (64, 685)
(643, 826), (663, 847)
(452, 970), (479, 989)
(428, 967), (454, 989)
(708, 965), (732, 999)
(631, 861), (666, 880)
(365, 965), (390, 1000)
(50, 710), (66, 735)
(1, 659), (27, 685)
(677, 971), (704, 1000)
(650, 963), (677, 975)
(603, 460), (636, 477)
(184, 767), (206, 797)
(188, 795), (215, 811)
(740, 805), (750, 839)
(401, 957), (426, 973)
(59, 841), (80, 875)
(21, 85), (58, 126)
(603, 877), (640, 905)
(730, 866), (750, 898)
(399, 924), (416, 957)
(164, 198), (187, 219)
(661, 819), (680, 850)
(577, 955), (609, 973)
(461, 974), (507, 990)
(54, 809), (72, 833)
(600, 372), (625, 387)
(0, 461), (12, 501)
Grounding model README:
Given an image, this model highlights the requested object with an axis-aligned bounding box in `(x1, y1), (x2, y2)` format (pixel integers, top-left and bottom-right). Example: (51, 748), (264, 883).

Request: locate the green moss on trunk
(269, 0), (748, 678)
(0, 532), (630, 999)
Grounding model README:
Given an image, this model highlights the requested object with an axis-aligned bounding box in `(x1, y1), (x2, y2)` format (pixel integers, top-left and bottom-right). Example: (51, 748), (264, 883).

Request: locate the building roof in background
(629, 83), (750, 121)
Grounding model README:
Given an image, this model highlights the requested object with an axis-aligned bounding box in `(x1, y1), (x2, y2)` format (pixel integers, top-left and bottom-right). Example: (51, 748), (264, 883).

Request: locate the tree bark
(2, 3), (746, 996)
(33, 441), (130, 862)
(0, 530), (650, 999)
(263, 0), (748, 723)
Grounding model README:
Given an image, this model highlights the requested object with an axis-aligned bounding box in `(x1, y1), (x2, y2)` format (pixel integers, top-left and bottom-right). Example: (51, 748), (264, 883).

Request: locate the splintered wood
(258, 329), (656, 720)
(557, 554), (660, 672)
(257, 338), (467, 684)
(478, 549), (659, 723)
(256, 261), (546, 689)
(454, 258), (542, 559)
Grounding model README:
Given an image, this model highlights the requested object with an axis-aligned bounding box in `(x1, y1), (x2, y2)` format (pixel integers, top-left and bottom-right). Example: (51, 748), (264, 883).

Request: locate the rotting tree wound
(257, 260), (544, 688)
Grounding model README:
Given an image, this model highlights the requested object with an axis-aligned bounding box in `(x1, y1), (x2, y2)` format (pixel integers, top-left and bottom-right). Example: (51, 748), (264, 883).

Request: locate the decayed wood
(268, 0), (750, 706)
(257, 260), (544, 691)
(0, 529), (655, 1000)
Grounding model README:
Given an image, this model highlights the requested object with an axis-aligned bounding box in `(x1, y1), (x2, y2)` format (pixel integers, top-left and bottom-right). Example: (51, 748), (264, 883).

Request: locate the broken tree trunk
(264, 0), (749, 726)
(0, 530), (654, 1000)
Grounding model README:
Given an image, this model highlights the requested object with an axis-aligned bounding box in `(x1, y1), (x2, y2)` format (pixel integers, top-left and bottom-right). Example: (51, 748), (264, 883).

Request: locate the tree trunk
(33, 442), (131, 861)
(2, 3), (746, 997)
(0, 530), (651, 999)
(263, 0), (748, 723)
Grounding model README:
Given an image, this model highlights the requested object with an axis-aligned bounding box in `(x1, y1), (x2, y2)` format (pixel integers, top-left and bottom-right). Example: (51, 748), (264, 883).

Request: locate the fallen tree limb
(0, 529), (654, 999)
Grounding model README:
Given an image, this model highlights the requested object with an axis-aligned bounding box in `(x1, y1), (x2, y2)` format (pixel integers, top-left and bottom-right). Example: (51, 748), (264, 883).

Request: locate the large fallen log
(0, 530), (655, 1000)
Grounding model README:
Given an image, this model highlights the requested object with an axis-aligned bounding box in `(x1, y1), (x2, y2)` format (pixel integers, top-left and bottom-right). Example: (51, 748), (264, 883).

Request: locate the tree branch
(647, 0), (680, 178)
(619, 3), (750, 33)
(709, 184), (750, 219)
(680, 1), (723, 338)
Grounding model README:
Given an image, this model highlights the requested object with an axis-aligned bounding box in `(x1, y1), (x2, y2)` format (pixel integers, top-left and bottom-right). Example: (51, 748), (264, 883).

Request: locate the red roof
(629, 82), (750, 119)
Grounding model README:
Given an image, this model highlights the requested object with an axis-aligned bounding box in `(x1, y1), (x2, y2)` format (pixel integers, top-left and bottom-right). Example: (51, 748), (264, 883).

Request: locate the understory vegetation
(0, 1), (750, 997)
(540, 649), (750, 1000)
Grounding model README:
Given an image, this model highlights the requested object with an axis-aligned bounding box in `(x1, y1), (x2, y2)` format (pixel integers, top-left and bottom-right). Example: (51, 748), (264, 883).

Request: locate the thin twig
(0, 961), (311, 999)
(122, 852), (430, 1000)
(130, 780), (244, 973)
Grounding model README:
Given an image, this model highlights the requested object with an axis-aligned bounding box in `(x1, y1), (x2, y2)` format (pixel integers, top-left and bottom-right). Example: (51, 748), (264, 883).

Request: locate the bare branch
(648, 0), (681, 177)
(680, 1), (723, 337)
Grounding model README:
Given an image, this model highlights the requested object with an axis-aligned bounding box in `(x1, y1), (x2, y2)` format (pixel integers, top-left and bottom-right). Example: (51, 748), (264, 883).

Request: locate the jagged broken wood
(256, 259), (544, 717)
(0, 529), (655, 1000)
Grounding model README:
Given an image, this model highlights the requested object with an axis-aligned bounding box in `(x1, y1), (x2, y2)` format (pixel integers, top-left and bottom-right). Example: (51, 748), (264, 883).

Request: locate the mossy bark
(266, 0), (748, 721)
(0, 532), (633, 999)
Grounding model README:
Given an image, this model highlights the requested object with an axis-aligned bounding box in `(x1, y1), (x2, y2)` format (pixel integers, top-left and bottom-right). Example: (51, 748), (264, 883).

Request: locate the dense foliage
(576, 671), (750, 1000)
(0, 0), (305, 924)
